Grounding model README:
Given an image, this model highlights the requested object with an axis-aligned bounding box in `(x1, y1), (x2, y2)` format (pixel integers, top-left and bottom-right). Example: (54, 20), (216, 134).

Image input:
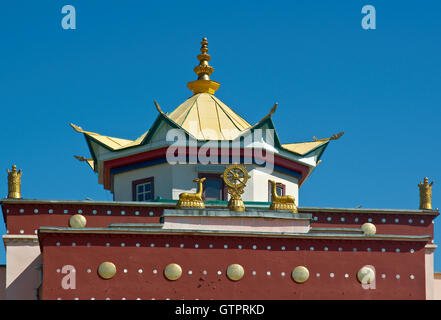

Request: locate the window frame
(268, 180), (286, 201)
(198, 173), (227, 201)
(132, 176), (155, 202)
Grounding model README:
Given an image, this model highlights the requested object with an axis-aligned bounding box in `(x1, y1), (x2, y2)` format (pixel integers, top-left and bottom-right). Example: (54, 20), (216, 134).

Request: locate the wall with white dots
(39, 233), (428, 300)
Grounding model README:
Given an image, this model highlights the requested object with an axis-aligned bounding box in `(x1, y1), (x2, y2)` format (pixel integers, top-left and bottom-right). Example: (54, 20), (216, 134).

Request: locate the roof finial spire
(187, 37), (220, 95)
(194, 37), (213, 80)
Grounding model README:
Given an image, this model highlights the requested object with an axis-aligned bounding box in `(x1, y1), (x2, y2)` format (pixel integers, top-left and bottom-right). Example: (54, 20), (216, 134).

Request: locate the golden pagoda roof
(167, 93), (251, 140)
(71, 37), (343, 164)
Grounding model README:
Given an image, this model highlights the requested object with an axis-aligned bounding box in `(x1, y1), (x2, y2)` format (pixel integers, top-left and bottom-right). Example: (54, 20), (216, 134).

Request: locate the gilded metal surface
(154, 100), (165, 115)
(313, 131), (344, 142)
(223, 165), (249, 189)
(361, 222), (376, 235)
(7, 165), (22, 199)
(419, 177), (434, 210)
(227, 264), (244, 281)
(168, 93), (251, 140)
(187, 80), (220, 95)
(98, 262), (116, 279)
(74, 155), (94, 171)
(187, 37), (221, 95)
(291, 266), (309, 283)
(221, 165), (250, 212)
(70, 123), (135, 150)
(194, 37), (213, 79)
(70, 123), (83, 133)
(259, 103), (278, 123)
(177, 178), (206, 209)
(69, 214), (87, 228)
(357, 266), (375, 284)
(164, 263), (182, 281)
(268, 180), (298, 213)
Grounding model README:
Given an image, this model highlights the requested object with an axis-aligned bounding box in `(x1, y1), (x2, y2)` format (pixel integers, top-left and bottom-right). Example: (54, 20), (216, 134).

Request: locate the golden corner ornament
(221, 164), (250, 212)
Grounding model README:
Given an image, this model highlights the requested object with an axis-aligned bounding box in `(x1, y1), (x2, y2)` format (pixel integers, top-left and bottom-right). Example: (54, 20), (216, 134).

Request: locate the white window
(132, 177), (154, 201)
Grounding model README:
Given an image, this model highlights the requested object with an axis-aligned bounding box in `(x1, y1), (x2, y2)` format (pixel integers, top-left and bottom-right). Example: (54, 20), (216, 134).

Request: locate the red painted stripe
(103, 147), (168, 188)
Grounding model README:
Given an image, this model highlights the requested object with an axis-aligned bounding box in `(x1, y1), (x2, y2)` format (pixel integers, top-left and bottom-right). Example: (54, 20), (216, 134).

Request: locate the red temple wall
(2, 203), (436, 238)
(2, 204), (165, 235)
(40, 233), (427, 300)
(308, 211), (435, 238)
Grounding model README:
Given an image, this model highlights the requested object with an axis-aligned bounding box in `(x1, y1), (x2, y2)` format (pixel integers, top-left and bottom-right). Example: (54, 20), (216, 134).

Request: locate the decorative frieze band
(3, 235), (39, 244)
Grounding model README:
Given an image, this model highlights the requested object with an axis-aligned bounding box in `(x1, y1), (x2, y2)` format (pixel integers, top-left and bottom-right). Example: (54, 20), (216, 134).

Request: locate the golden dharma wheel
(221, 164), (250, 189)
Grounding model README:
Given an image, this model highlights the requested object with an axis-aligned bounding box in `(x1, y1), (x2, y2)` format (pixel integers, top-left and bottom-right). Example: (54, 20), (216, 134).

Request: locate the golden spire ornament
(418, 177), (434, 210)
(7, 165), (22, 199)
(187, 37), (221, 95)
(194, 37), (213, 81)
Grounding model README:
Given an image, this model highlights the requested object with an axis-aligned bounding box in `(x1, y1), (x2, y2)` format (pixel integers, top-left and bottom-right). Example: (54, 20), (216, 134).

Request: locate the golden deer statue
(268, 180), (298, 213)
(176, 177), (206, 209)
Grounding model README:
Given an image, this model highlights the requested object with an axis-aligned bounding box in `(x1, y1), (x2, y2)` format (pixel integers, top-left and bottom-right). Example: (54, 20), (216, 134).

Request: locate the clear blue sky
(1, 1), (440, 268)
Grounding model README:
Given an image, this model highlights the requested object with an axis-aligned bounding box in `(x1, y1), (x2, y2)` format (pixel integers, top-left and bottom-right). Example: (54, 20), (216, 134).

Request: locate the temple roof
(167, 93), (251, 140)
(71, 37), (343, 174)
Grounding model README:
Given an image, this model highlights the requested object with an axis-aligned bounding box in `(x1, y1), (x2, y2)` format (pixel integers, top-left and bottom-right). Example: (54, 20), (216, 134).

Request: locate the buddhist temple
(1, 38), (439, 300)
